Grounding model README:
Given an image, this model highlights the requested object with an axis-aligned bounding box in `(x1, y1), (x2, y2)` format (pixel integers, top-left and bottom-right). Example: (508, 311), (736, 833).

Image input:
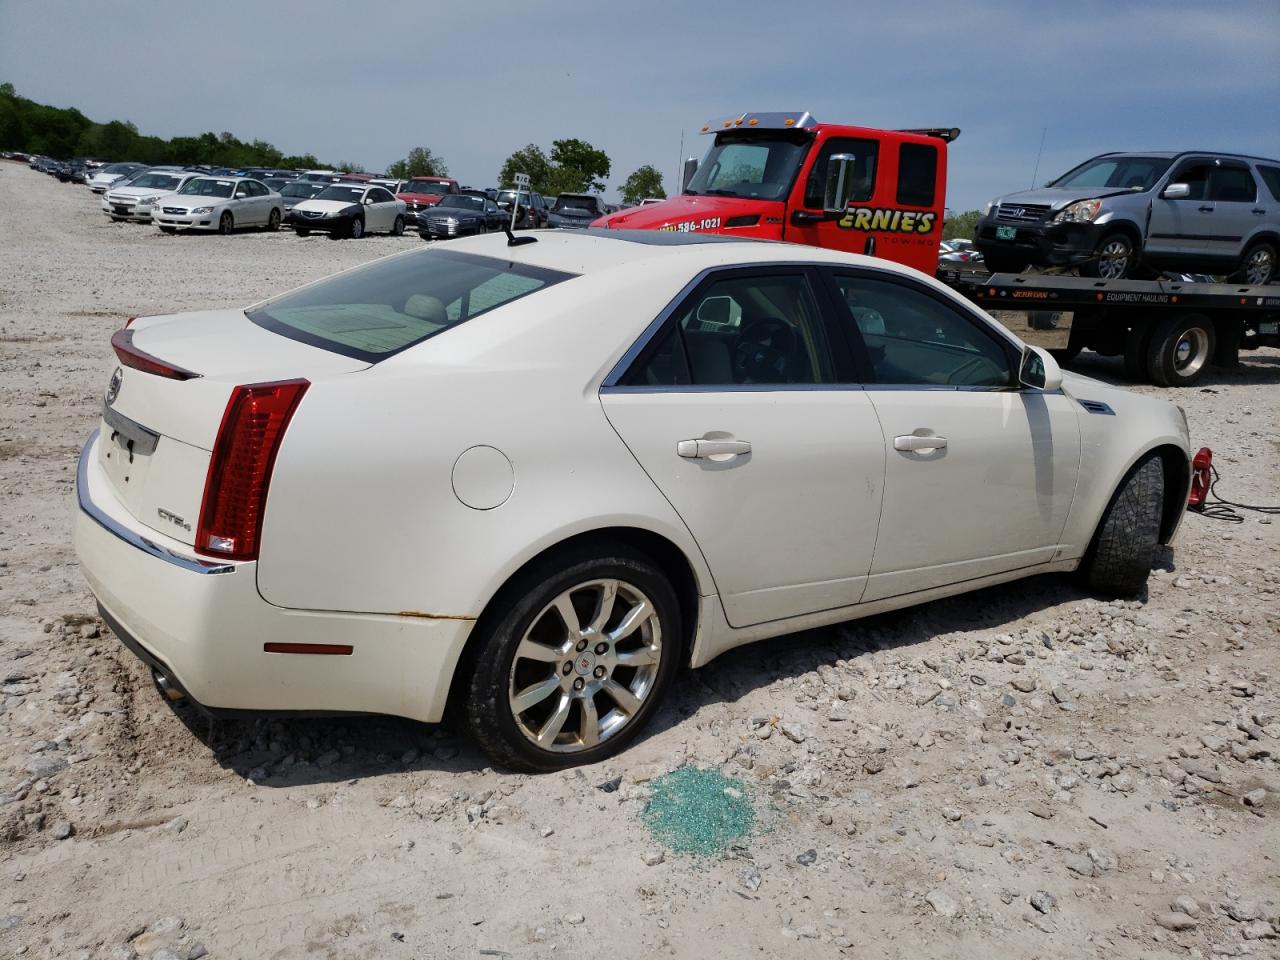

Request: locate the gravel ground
(1, 162), (1278, 960)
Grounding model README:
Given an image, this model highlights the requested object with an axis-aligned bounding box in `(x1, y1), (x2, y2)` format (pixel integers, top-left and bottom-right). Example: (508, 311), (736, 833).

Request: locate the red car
(396, 176), (460, 225)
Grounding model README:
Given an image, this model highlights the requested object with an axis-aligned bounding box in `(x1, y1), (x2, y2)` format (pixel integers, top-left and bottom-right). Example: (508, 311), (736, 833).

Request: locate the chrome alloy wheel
(1244, 247), (1274, 285)
(1173, 326), (1211, 376)
(507, 578), (662, 753)
(1096, 238), (1132, 280)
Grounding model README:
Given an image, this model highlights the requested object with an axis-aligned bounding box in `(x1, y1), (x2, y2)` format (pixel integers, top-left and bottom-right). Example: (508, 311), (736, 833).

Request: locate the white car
(87, 162), (147, 193)
(286, 183), (406, 239)
(101, 170), (201, 222)
(151, 177), (283, 234)
(74, 232), (1192, 771)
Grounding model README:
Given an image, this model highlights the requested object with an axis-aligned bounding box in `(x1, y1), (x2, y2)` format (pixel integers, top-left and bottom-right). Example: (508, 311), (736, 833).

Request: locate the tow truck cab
(594, 111), (957, 275)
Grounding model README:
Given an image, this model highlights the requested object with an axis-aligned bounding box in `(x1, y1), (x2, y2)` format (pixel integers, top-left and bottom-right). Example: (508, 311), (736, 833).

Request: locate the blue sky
(2, 0), (1277, 210)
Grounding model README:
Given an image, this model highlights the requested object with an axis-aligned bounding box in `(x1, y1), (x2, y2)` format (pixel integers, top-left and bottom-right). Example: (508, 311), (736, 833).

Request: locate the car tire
(1145, 312), (1216, 387)
(462, 545), (682, 773)
(391, 215), (405, 237)
(159, 226), (176, 234)
(418, 231), (431, 241)
(218, 212), (234, 235)
(295, 228), (310, 237)
(1080, 232), (1136, 280)
(1080, 455), (1163, 597)
(267, 208), (281, 231)
(983, 252), (1027, 275)
(349, 217), (364, 239)
(1233, 240), (1277, 285)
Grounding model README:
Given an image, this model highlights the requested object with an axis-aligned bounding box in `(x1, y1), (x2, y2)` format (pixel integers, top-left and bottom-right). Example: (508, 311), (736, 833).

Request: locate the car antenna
(506, 173), (538, 246)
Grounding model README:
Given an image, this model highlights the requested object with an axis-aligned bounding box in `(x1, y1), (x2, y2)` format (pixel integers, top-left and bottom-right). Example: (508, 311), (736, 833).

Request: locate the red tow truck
(595, 111), (1280, 387)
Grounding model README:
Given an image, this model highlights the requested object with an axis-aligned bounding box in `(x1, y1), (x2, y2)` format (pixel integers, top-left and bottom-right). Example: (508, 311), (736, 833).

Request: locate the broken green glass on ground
(642, 766), (755, 856)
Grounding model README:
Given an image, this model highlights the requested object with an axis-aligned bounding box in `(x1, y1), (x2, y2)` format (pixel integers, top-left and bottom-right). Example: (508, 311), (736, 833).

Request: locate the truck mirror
(681, 157), (699, 192)
(823, 153), (858, 213)
(1161, 182), (1190, 200)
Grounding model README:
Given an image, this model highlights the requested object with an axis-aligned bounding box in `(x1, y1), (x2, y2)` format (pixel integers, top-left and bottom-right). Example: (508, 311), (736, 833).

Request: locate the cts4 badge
(106, 366), (123, 405)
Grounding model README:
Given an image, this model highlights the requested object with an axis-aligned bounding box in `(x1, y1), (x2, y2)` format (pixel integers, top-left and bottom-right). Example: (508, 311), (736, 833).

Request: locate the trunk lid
(98, 309), (367, 545)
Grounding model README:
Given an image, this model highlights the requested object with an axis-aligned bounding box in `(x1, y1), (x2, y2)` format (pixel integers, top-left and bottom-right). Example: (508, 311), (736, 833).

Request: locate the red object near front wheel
(1188, 447), (1212, 508)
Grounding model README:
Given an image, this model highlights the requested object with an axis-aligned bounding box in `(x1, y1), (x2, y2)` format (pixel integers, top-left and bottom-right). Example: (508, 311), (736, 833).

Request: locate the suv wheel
(1235, 240), (1276, 285)
(1081, 233), (1135, 280)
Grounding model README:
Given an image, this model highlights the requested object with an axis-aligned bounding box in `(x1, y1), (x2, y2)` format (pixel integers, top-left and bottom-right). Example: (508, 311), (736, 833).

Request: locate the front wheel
(159, 226), (177, 234)
(391, 215), (404, 237)
(348, 217), (364, 239)
(218, 212), (234, 235)
(1234, 240), (1276, 285)
(1080, 455), (1164, 597)
(1080, 232), (1136, 280)
(462, 547), (682, 772)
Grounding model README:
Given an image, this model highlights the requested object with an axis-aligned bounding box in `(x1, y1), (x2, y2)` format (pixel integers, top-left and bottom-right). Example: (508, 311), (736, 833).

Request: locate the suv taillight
(196, 379), (309, 561)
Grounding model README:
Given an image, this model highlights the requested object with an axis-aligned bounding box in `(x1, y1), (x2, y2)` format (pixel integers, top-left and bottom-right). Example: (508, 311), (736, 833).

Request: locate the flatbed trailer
(938, 268), (1280, 387)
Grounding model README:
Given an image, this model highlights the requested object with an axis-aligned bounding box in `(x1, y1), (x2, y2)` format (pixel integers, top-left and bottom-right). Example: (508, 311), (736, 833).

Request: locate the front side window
(830, 273), (1012, 387)
(625, 273), (834, 387)
(685, 133), (810, 202)
(248, 250), (576, 362)
(803, 137), (878, 208)
(897, 143), (937, 207)
(1208, 164), (1257, 203)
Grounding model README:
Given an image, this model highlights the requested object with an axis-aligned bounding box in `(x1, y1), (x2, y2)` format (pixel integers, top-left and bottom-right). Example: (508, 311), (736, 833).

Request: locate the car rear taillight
(111, 328), (200, 380)
(196, 379), (309, 561)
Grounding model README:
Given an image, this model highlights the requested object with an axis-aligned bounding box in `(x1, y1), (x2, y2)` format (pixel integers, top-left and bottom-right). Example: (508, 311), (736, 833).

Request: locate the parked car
(87, 163), (148, 194)
(418, 192), (505, 239)
(151, 177), (283, 234)
(396, 177), (460, 225)
(976, 151), (1280, 284)
(299, 169), (340, 183)
(938, 238), (982, 264)
(287, 183), (405, 239)
(547, 193), (607, 228)
(262, 177), (294, 193)
(75, 231), (1191, 772)
(278, 180), (326, 217)
(102, 169), (201, 222)
(495, 188), (549, 229)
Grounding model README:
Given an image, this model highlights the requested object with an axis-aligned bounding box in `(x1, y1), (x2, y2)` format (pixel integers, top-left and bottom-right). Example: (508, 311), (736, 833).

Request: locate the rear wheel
(391, 215), (405, 237)
(1233, 240), (1276, 285)
(1081, 232), (1136, 279)
(1145, 312), (1215, 387)
(218, 212), (234, 235)
(462, 547), (681, 772)
(1080, 456), (1163, 597)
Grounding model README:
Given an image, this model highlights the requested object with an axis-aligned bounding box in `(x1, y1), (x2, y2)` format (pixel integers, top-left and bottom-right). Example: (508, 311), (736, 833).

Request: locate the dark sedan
(418, 193), (506, 240)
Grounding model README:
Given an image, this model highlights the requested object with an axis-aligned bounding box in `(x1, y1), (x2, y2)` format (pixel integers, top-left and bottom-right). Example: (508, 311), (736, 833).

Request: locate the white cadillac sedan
(151, 176), (283, 234)
(74, 231), (1192, 771)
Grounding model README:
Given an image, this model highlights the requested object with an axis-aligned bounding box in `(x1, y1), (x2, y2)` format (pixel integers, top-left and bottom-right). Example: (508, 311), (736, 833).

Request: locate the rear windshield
(553, 195), (600, 214)
(247, 250), (576, 362)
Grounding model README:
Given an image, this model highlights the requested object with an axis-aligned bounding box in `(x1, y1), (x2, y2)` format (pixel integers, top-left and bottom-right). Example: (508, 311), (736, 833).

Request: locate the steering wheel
(947, 355), (1006, 386)
(734, 317), (798, 383)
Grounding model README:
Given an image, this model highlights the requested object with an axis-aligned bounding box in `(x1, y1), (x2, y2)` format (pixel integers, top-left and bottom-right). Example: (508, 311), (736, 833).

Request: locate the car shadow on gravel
(1065, 350), (1280, 388)
(162, 568), (1150, 786)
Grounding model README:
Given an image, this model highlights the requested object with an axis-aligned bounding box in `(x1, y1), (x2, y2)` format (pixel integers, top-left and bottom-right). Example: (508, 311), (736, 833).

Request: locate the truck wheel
(1080, 455), (1163, 597)
(1145, 312), (1215, 387)
(1233, 240), (1276, 285)
(984, 252), (1026, 275)
(1122, 321), (1153, 382)
(1081, 232), (1136, 280)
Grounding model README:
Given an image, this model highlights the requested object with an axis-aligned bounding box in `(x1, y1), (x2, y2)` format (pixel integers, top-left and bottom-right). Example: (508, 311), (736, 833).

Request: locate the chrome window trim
(603, 383), (867, 395)
(77, 430), (235, 576)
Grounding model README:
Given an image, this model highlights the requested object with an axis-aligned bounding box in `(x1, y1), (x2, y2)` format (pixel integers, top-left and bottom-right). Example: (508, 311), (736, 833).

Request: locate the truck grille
(995, 203), (1051, 223)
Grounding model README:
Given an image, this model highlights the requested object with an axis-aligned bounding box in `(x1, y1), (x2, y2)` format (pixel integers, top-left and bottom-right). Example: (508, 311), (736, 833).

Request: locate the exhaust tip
(152, 669), (187, 703)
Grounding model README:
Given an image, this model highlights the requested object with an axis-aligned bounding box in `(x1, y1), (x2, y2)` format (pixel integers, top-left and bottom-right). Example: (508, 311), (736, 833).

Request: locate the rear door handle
(1198, 205), (1215, 213)
(894, 434), (948, 452)
(1253, 208), (1267, 215)
(677, 439), (752, 460)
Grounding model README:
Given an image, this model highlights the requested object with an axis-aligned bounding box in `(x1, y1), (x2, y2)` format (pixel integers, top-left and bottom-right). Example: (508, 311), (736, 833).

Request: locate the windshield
(179, 178), (236, 198)
(684, 133), (810, 201)
(438, 195), (484, 210)
(316, 185), (366, 203)
(552, 195), (600, 215)
(282, 182), (322, 198)
(100, 163), (136, 175)
(248, 250), (576, 362)
(1050, 156), (1172, 192)
(130, 173), (183, 190)
(403, 180), (451, 195)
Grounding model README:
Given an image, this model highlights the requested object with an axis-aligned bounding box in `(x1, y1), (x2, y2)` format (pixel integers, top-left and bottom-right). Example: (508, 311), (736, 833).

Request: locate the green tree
(621, 164), (667, 203)
(548, 138), (610, 194)
(335, 160), (365, 174)
(387, 146), (449, 179)
(497, 143), (552, 192)
(942, 210), (980, 241)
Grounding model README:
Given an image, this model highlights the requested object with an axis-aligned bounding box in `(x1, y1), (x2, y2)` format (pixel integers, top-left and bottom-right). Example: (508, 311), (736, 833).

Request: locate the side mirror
(1161, 182), (1190, 200)
(681, 157), (699, 191)
(1019, 345), (1062, 391)
(823, 153), (859, 213)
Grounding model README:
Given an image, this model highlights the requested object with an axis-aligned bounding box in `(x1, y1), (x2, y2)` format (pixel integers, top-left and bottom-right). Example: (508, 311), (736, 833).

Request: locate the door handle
(677, 439), (752, 460)
(1253, 208), (1267, 215)
(1198, 205), (1214, 213)
(894, 434), (948, 452)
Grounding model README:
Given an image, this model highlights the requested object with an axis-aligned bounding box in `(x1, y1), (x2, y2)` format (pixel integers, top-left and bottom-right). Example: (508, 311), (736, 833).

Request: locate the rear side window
(1208, 164), (1257, 203)
(248, 250), (575, 362)
(1258, 165), (1280, 202)
(897, 143), (938, 207)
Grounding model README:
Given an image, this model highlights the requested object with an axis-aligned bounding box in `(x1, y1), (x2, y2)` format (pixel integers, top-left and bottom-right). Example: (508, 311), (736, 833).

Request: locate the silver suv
(975, 151), (1279, 284)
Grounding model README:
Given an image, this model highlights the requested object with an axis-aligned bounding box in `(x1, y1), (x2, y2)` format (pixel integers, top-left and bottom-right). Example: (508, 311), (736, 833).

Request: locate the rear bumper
(74, 431), (473, 723)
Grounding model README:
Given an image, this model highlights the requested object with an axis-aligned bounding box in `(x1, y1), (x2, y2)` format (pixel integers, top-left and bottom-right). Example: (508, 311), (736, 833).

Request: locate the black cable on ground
(1189, 465), (1280, 523)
